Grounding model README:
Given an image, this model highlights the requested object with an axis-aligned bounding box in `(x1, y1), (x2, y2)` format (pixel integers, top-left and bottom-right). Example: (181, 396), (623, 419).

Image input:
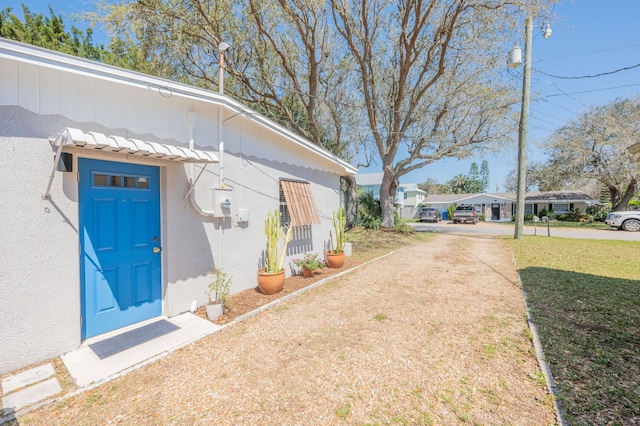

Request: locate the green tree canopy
(0, 4), (107, 61)
(513, 96), (640, 210)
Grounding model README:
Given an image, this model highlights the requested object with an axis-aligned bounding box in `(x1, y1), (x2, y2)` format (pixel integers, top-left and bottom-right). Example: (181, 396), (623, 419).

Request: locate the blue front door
(79, 158), (162, 339)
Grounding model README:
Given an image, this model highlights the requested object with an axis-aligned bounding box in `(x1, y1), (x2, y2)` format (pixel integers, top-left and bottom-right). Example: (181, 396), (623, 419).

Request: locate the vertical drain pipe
(188, 112), (196, 183)
(218, 42), (230, 188)
(185, 112), (216, 218)
(217, 42), (230, 270)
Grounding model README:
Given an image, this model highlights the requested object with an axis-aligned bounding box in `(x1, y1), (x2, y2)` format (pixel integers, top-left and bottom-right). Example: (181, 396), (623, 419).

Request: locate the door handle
(153, 247), (162, 253)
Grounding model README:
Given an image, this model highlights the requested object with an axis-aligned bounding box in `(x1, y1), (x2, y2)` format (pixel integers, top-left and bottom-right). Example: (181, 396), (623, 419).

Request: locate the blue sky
(4, 0), (640, 191)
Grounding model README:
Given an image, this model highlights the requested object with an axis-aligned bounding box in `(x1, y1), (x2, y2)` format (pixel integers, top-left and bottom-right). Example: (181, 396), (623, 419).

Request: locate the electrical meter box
(211, 187), (233, 218)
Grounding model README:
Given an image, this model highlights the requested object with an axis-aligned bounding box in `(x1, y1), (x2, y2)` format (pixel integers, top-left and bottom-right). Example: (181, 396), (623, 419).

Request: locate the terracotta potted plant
(326, 207), (347, 268)
(293, 252), (325, 278)
(205, 268), (231, 321)
(257, 210), (292, 295)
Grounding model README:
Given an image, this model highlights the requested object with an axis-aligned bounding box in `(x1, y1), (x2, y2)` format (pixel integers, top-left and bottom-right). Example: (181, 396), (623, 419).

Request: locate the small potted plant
(293, 252), (325, 278)
(257, 210), (293, 294)
(326, 207), (347, 268)
(205, 268), (232, 321)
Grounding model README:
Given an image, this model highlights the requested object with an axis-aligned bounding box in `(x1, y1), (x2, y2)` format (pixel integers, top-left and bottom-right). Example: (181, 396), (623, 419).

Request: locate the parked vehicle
(605, 210), (640, 231)
(452, 205), (478, 224)
(418, 207), (441, 222)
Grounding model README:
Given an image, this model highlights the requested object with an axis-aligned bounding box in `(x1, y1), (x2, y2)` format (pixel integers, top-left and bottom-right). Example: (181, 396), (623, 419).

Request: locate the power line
(536, 44), (640, 63)
(532, 78), (590, 109)
(534, 63), (640, 80)
(540, 83), (640, 98)
(536, 98), (582, 116)
(529, 108), (566, 125)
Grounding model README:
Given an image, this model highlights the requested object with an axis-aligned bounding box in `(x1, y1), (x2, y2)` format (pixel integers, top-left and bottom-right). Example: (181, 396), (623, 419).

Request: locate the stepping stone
(2, 363), (62, 413)
(2, 378), (62, 412)
(2, 363), (56, 395)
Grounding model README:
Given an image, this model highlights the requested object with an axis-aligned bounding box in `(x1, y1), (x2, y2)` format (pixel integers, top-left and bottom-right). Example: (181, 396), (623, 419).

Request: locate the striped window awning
(280, 179), (321, 226)
(53, 127), (219, 163)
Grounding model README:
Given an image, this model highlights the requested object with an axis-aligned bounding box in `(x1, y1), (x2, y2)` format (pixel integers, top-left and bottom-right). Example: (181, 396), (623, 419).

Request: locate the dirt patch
(16, 233), (557, 425)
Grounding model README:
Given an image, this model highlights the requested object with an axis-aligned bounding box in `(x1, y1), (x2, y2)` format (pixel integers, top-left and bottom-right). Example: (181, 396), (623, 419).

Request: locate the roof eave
(0, 38), (357, 176)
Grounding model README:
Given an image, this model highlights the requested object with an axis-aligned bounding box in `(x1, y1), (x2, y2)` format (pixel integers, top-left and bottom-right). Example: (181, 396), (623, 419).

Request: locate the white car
(605, 211), (640, 232)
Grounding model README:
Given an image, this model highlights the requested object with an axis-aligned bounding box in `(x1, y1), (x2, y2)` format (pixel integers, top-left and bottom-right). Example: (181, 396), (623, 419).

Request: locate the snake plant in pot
(257, 210), (292, 295)
(326, 207), (347, 268)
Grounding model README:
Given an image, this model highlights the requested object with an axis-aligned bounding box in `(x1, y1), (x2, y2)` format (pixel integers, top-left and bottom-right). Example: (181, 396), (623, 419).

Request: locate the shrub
(556, 208), (593, 223)
(586, 206), (610, 222)
(447, 205), (456, 221)
(355, 191), (382, 230)
(394, 222), (414, 234)
(538, 208), (553, 219)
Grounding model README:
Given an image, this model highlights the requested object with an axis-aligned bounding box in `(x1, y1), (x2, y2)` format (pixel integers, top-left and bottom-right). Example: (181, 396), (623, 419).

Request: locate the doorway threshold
(62, 313), (219, 388)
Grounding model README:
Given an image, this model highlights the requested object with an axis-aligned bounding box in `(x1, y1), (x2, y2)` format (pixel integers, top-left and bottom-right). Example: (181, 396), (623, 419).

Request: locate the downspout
(216, 42), (230, 269)
(218, 42), (230, 188)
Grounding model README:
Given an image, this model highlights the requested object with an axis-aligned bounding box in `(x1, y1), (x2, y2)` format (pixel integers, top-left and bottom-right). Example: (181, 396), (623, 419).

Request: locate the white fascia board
(0, 38), (357, 176)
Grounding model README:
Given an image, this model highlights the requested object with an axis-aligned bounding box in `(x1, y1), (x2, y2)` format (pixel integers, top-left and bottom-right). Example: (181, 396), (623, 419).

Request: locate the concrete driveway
(410, 220), (640, 241)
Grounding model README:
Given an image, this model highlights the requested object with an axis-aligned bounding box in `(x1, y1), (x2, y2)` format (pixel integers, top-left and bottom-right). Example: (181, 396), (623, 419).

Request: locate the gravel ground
(16, 233), (556, 425)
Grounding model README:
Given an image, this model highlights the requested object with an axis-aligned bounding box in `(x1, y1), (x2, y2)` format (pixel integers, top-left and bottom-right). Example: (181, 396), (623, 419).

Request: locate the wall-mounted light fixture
(56, 152), (73, 172)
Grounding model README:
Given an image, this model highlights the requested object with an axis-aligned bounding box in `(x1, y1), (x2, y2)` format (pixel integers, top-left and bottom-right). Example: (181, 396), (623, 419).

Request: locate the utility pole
(514, 16), (532, 239)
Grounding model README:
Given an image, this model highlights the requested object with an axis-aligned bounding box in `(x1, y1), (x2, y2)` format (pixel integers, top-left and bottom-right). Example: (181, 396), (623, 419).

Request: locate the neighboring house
(356, 172), (385, 199)
(356, 172), (404, 206)
(423, 191), (600, 221)
(356, 172), (426, 207)
(0, 39), (357, 374)
(399, 184), (427, 208)
(423, 193), (514, 221)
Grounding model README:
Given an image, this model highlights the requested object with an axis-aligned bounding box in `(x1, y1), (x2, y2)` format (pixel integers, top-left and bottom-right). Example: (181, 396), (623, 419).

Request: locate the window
(553, 203), (570, 213)
(93, 172), (150, 189)
(279, 179), (321, 227)
(524, 204), (534, 215)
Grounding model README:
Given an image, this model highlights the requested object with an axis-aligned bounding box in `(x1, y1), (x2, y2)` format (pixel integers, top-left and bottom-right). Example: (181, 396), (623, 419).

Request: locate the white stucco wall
(0, 41), (352, 374)
(162, 148), (339, 318)
(0, 112), (82, 373)
(0, 108), (342, 374)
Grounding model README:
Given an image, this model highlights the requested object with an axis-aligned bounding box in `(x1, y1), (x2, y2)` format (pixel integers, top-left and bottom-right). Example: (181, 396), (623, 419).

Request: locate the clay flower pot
(325, 250), (345, 268)
(301, 266), (314, 278)
(257, 268), (285, 295)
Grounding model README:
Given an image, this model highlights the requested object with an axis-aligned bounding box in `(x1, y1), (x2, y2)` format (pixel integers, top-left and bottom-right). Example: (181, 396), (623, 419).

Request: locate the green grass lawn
(512, 237), (640, 425)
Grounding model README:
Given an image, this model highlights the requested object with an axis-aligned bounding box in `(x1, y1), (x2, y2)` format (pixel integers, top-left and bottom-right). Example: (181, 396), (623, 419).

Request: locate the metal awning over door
(44, 127), (219, 198)
(53, 127), (219, 163)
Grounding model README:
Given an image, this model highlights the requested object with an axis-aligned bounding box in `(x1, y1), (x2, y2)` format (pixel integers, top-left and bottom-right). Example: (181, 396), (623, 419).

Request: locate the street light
(510, 16), (550, 239)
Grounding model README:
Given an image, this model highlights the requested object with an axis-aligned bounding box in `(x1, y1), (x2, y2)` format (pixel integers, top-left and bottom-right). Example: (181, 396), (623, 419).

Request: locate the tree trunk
(611, 178), (637, 211)
(380, 172), (395, 228)
(343, 175), (357, 228)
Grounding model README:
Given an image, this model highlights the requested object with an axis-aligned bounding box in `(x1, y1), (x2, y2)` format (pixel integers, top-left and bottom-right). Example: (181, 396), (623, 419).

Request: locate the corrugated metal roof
(54, 127), (219, 163)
